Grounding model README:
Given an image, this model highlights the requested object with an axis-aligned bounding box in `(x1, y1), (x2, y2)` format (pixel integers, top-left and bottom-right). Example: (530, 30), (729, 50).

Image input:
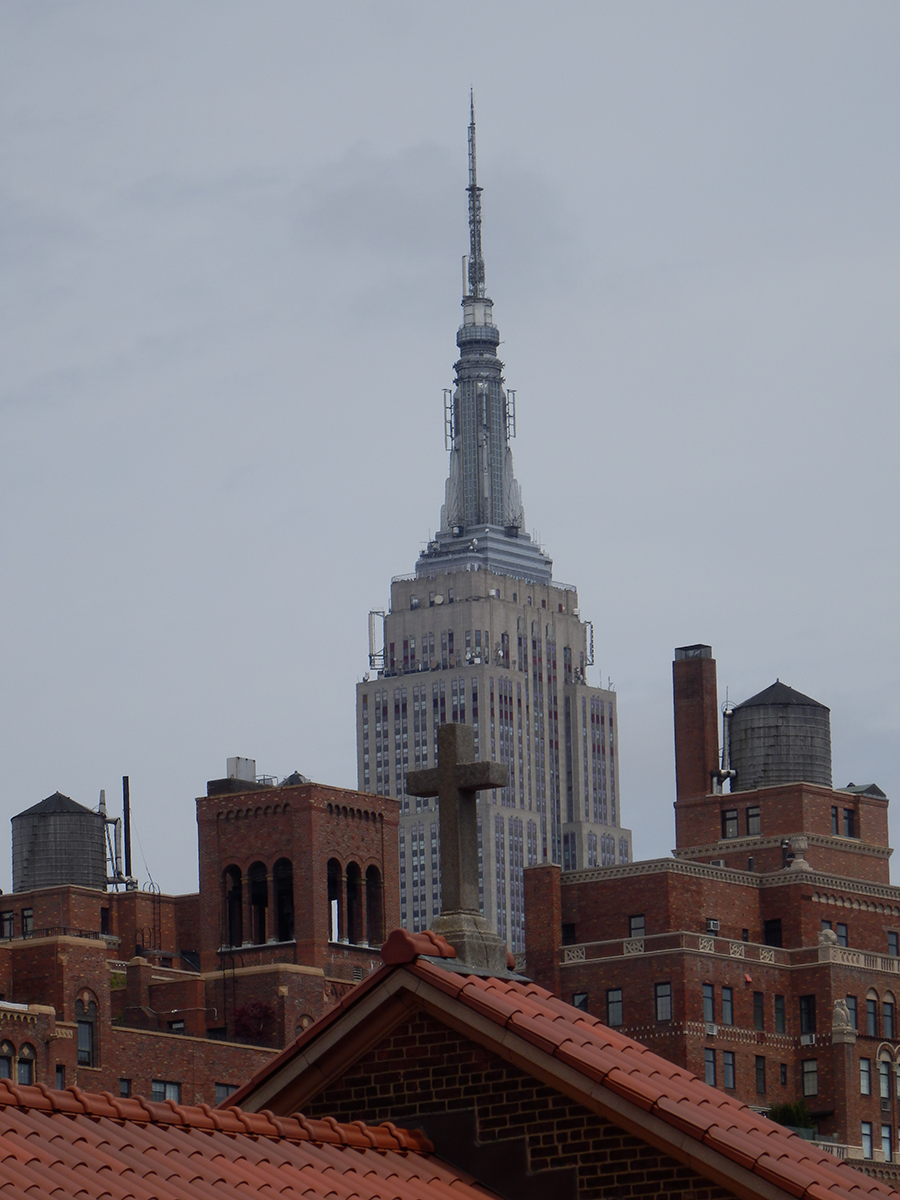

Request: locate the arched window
(249, 862), (268, 945)
(224, 866), (243, 947)
(346, 862), (363, 945)
(17, 1043), (35, 1085)
(273, 858), (294, 943)
(75, 996), (98, 1067)
(0, 1041), (14, 1080)
(327, 859), (342, 942)
(366, 865), (384, 947)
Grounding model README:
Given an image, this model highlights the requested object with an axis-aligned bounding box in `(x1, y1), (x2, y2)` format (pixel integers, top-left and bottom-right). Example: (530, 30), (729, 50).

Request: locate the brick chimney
(673, 645), (719, 803)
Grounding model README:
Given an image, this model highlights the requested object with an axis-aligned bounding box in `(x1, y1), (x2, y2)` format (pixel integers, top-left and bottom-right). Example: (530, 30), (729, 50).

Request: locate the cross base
(430, 910), (513, 977)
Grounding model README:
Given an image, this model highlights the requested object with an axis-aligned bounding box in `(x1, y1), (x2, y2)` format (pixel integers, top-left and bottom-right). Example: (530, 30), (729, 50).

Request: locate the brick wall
(303, 1010), (737, 1200)
(88, 1026), (275, 1106)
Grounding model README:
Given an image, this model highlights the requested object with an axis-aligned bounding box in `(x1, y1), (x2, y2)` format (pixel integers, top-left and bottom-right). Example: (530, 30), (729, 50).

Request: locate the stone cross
(406, 723), (508, 914)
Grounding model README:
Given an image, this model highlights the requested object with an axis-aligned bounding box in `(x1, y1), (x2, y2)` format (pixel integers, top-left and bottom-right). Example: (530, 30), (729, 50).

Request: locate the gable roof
(228, 933), (899, 1200)
(0, 1078), (501, 1200)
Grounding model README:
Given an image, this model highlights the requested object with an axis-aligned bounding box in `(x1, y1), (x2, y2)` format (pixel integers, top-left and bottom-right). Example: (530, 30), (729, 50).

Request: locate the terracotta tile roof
(0, 1079), (500, 1199)
(404, 958), (900, 1200)
(229, 936), (900, 1200)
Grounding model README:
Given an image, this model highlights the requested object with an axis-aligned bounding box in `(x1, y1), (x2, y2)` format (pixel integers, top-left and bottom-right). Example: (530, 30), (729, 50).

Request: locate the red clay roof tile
(0, 1079), (497, 1200)
(398, 957), (900, 1200)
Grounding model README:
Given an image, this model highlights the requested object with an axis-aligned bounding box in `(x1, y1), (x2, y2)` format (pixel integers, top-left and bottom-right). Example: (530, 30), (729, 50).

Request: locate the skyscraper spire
(466, 91), (485, 300)
(415, 100), (552, 585)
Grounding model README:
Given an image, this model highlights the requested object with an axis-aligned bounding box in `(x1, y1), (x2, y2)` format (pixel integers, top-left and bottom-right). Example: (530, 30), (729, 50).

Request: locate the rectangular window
(572, 993), (589, 1011)
(704, 1048), (716, 1087)
(215, 1083), (237, 1105)
(836, 923), (848, 948)
(606, 988), (623, 1028)
(831, 806), (839, 835)
(847, 996), (858, 1030)
(721, 810), (738, 839)
(703, 984), (715, 1024)
(843, 809), (856, 838)
(890, 932), (899, 958)
(862, 1122), (873, 1160)
(882, 1125), (892, 1164)
(655, 982), (672, 1022)
(764, 919), (782, 948)
(753, 992), (765, 1031)
(0, 913), (13, 939)
(861, 1059), (872, 1095)
(722, 987), (734, 1026)
(755, 1056), (766, 1095)
(629, 914), (645, 938)
(723, 1051), (735, 1090)
(119, 1079), (131, 1098)
(799, 995), (816, 1035)
(868, 998), (878, 1037)
(881, 1060), (892, 1100)
(774, 994), (786, 1034)
(77, 1020), (93, 1067)
(151, 1080), (181, 1103)
(746, 806), (760, 836)
(780, 1063), (788, 1086)
(55, 1065), (65, 1089)
(17, 1058), (33, 1085)
(802, 1059), (818, 1097)
(886, 1003), (895, 1041)
(21, 909), (33, 936)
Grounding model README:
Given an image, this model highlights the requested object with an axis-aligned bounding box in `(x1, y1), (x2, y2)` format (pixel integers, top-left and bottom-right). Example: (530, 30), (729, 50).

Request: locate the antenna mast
(466, 91), (485, 299)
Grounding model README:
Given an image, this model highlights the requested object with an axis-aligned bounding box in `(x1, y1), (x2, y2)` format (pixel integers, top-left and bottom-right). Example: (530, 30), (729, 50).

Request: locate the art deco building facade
(356, 102), (631, 953)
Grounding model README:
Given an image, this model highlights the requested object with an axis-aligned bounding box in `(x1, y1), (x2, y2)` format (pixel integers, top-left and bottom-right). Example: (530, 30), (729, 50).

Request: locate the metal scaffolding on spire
(466, 90), (485, 299)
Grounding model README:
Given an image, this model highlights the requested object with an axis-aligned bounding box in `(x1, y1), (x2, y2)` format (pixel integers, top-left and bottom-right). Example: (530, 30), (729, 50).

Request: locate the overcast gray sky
(2, 2), (898, 894)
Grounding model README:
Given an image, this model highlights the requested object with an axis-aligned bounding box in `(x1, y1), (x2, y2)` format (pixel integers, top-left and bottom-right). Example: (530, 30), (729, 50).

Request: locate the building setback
(356, 99), (630, 954)
(0, 763), (398, 1104)
(524, 643), (900, 1168)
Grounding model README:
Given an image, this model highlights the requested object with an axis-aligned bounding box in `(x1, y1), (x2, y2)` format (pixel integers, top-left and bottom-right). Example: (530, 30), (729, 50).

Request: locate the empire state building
(356, 101), (631, 955)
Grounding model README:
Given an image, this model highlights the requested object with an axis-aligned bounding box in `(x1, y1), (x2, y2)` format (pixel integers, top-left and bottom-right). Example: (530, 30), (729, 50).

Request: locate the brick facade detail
(304, 1010), (736, 1200)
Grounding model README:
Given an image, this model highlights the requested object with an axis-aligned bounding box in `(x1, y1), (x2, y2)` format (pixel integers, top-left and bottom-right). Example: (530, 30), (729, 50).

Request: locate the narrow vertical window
(753, 991), (764, 1031)
(802, 1060), (818, 1097)
(755, 1056), (766, 1095)
(723, 1051), (735, 1089)
(703, 984), (715, 1024)
(606, 988), (623, 1027)
(722, 987), (734, 1026)
(774, 994), (786, 1034)
(867, 998), (878, 1037)
(655, 982), (672, 1022)
(704, 1049), (716, 1087)
(862, 1122), (873, 1160)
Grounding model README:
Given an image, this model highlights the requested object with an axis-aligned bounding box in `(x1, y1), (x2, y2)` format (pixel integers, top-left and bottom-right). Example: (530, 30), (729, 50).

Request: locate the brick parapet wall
(303, 1010), (737, 1200)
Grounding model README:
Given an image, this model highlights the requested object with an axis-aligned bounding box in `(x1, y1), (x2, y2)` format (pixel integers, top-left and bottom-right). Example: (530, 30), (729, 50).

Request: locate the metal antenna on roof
(466, 90), (485, 299)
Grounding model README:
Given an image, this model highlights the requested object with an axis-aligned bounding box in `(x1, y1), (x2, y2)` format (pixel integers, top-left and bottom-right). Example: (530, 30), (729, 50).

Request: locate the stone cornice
(674, 833), (891, 861)
(562, 856), (900, 903)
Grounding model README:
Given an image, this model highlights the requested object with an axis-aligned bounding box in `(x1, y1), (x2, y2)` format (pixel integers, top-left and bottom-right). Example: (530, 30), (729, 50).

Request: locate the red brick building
(0, 766), (398, 1104)
(525, 645), (900, 1165)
